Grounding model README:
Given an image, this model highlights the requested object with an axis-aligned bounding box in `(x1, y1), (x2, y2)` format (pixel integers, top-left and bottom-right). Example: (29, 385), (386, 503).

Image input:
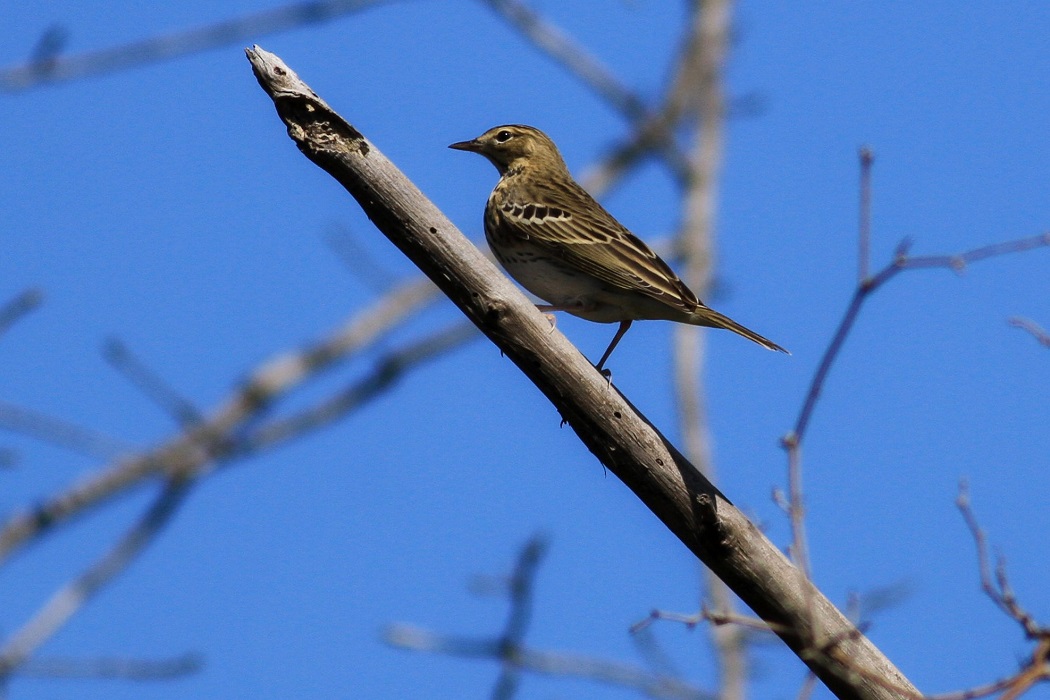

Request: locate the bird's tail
(689, 307), (789, 354)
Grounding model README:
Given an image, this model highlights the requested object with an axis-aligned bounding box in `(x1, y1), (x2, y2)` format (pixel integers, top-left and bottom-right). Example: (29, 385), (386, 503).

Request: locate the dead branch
(783, 230), (1050, 447)
(18, 653), (202, 680)
(387, 536), (713, 700)
(0, 289), (43, 338)
(244, 320), (476, 450)
(0, 400), (136, 460)
(1008, 317), (1050, 349)
(0, 273), (445, 566)
(668, 2), (749, 699)
(104, 338), (205, 429)
(0, 0), (398, 92)
(0, 478), (193, 677)
(247, 45), (917, 700)
(956, 482), (1043, 638)
(482, 0), (691, 184)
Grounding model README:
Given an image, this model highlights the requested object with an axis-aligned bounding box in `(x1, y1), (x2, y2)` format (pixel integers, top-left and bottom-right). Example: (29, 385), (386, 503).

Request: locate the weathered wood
(247, 45), (917, 700)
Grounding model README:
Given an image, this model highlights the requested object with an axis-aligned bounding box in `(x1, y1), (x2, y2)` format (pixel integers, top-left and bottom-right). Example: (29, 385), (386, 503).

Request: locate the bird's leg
(595, 320), (632, 373)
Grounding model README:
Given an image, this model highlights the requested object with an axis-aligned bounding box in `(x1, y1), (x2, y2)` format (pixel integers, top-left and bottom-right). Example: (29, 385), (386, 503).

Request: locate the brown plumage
(450, 124), (787, 370)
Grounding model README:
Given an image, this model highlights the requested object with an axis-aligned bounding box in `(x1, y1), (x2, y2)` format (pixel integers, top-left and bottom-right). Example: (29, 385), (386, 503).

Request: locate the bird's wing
(498, 179), (700, 310)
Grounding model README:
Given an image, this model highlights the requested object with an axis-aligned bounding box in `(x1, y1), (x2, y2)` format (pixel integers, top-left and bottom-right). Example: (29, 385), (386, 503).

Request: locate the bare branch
(386, 623), (715, 700)
(18, 654), (202, 680)
(247, 46), (917, 699)
(1008, 317), (1050, 349)
(245, 321), (477, 450)
(0, 274), (442, 566)
(480, 0), (648, 121)
(786, 231), (1050, 448)
(858, 147), (874, 283)
(777, 226), (1050, 674)
(0, 400), (136, 460)
(0, 289), (43, 338)
(103, 338), (204, 429)
(490, 535), (547, 699)
(0, 0), (398, 92)
(667, 2), (750, 699)
(0, 478), (193, 678)
(482, 0), (691, 184)
(955, 482), (1042, 638)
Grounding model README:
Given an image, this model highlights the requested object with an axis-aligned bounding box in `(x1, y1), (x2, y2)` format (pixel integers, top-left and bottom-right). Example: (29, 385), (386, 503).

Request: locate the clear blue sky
(2, 2), (1048, 698)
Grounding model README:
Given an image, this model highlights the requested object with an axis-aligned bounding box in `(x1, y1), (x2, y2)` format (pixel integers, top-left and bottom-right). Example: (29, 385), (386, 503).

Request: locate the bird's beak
(448, 139), (481, 152)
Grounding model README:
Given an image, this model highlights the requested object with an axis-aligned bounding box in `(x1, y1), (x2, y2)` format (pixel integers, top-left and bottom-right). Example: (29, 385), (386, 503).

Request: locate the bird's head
(449, 124), (568, 176)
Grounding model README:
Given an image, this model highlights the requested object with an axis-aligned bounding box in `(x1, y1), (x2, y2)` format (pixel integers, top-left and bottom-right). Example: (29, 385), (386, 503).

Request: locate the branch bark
(246, 46), (918, 700)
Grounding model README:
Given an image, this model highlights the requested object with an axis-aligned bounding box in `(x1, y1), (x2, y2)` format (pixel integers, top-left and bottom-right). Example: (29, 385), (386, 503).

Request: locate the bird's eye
(495, 130), (512, 143)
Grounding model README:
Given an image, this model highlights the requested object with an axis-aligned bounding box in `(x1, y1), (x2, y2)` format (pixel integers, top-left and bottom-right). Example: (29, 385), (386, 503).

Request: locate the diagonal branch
(244, 320), (477, 450)
(0, 289), (43, 338)
(247, 45), (917, 700)
(0, 400), (136, 460)
(103, 338), (205, 429)
(0, 0), (398, 92)
(0, 274), (444, 566)
(0, 477), (194, 678)
(482, 0), (691, 183)
(1008, 317), (1050, 349)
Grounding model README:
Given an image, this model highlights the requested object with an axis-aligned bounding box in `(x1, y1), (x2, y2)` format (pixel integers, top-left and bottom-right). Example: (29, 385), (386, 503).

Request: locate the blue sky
(1, 2), (1048, 698)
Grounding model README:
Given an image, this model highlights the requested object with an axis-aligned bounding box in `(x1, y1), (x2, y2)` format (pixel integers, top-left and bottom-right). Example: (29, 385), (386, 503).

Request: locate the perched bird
(450, 124), (787, 370)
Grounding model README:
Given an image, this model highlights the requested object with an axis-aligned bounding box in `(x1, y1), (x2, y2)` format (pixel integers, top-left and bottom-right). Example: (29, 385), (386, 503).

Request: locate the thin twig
(1008, 317), (1050, 348)
(0, 289), (43, 338)
(480, 0), (647, 121)
(956, 481), (1042, 637)
(776, 227), (1050, 688)
(787, 231), (1050, 447)
(0, 0), (397, 91)
(18, 654), (202, 680)
(387, 535), (713, 700)
(631, 606), (783, 637)
(826, 484), (1050, 700)
(386, 624), (715, 700)
(481, 0), (691, 182)
(0, 400), (136, 460)
(0, 275), (443, 565)
(0, 478), (194, 678)
(491, 535), (548, 699)
(103, 338), (204, 428)
(243, 321), (477, 450)
(858, 147), (874, 283)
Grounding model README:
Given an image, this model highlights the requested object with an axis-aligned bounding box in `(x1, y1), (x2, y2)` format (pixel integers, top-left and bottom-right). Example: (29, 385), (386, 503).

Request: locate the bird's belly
(492, 244), (691, 324)
(499, 254), (604, 304)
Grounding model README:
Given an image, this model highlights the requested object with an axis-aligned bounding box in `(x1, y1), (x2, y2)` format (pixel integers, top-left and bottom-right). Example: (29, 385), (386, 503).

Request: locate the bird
(449, 124), (787, 371)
